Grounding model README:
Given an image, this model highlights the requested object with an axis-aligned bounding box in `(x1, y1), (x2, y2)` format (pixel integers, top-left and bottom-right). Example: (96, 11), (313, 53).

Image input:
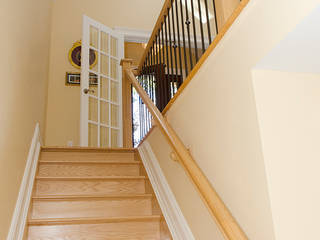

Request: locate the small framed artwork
(66, 72), (98, 86)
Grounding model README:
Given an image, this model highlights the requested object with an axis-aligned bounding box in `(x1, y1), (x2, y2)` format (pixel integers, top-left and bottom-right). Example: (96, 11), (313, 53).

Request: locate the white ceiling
(255, 5), (320, 73)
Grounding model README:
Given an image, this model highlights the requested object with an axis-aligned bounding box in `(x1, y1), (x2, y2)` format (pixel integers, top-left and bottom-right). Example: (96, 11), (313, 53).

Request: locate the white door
(80, 15), (124, 147)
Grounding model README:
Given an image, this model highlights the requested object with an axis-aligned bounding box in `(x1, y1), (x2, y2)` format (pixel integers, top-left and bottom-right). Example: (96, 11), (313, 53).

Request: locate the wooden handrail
(124, 67), (248, 240)
(137, 0), (172, 74)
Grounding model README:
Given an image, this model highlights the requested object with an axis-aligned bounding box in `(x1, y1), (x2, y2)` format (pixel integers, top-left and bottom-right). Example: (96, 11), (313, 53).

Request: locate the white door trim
(113, 27), (151, 43)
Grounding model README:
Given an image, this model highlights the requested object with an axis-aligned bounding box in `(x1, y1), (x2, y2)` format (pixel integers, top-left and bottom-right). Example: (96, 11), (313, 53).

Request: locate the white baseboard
(138, 141), (195, 240)
(7, 123), (42, 240)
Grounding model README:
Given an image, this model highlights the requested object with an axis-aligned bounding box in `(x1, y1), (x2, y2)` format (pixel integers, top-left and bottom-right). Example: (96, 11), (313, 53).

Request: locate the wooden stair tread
(28, 215), (161, 226)
(36, 176), (147, 180)
(27, 147), (172, 239)
(39, 160), (141, 164)
(32, 194), (153, 200)
(41, 147), (135, 153)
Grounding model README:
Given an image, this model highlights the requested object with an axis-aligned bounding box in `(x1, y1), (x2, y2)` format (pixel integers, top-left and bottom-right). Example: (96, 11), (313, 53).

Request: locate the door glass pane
(101, 53), (109, 76)
(89, 97), (98, 122)
(111, 128), (119, 147)
(100, 126), (109, 147)
(110, 58), (118, 79)
(89, 73), (98, 97)
(100, 31), (109, 53)
(100, 101), (109, 125)
(89, 123), (98, 147)
(111, 104), (119, 128)
(110, 36), (118, 57)
(90, 26), (99, 48)
(89, 48), (99, 72)
(100, 76), (109, 100)
(110, 81), (119, 103)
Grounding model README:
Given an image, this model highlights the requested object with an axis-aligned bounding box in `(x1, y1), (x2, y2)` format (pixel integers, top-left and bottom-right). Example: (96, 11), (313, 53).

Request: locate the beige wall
(142, 0), (320, 239)
(144, 129), (224, 240)
(45, 0), (164, 146)
(125, 42), (146, 67)
(253, 69), (320, 239)
(0, 0), (52, 238)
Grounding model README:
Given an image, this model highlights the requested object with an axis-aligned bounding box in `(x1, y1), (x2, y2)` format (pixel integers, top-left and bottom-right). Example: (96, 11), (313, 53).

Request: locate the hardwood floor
(26, 147), (172, 240)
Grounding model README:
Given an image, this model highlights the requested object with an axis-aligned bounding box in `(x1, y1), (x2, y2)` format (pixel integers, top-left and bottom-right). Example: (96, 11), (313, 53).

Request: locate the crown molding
(113, 27), (151, 43)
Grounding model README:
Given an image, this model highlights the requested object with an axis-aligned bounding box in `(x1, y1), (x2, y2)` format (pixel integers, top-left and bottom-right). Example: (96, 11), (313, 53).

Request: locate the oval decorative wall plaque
(68, 40), (97, 69)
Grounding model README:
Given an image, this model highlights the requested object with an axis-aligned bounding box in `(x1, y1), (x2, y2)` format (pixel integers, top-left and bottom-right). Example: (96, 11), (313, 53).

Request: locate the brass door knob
(83, 88), (95, 94)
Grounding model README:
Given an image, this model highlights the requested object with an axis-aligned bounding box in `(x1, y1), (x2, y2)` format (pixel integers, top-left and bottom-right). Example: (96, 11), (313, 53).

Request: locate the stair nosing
(39, 160), (141, 165)
(36, 176), (147, 181)
(32, 194), (153, 201)
(28, 215), (161, 226)
(41, 147), (136, 153)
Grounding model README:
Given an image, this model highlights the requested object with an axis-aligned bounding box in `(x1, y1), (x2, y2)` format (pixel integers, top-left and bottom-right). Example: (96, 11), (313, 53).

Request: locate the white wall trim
(7, 123), (42, 240)
(113, 27), (151, 43)
(113, 26), (212, 47)
(138, 141), (195, 240)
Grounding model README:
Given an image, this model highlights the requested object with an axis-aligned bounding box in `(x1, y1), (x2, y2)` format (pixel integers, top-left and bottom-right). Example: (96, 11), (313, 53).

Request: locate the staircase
(26, 147), (172, 240)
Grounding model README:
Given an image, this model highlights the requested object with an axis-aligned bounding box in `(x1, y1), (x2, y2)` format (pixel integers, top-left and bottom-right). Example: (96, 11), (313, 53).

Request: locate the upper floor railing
(133, 0), (243, 145)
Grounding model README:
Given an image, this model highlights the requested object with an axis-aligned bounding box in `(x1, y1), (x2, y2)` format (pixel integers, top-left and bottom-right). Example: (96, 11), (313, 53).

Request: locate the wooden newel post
(120, 59), (134, 148)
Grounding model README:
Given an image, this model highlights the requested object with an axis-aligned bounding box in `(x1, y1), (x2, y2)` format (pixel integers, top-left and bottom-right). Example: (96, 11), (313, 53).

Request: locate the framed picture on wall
(65, 72), (98, 86)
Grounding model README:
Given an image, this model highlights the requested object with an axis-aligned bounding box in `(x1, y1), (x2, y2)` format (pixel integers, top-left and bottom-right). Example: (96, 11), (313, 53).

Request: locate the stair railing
(121, 0), (251, 237)
(122, 62), (248, 240)
(132, 0), (249, 144)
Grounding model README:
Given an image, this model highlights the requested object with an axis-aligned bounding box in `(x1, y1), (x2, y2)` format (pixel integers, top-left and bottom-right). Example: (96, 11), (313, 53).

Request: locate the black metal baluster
(164, 18), (170, 110)
(167, 7), (174, 103)
(144, 53), (150, 131)
(190, 0), (199, 62)
(148, 51), (151, 101)
(197, 0), (206, 54)
(204, 0), (212, 44)
(150, 42), (156, 129)
(143, 53), (151, 137)
(153, 36), (161, 107)
(150, 46), (153, 112)
(175, 0), (183, 81)
(179, 0), (188, 78)
(184, 0), (194, 70)
(138, 73), (142, 140)
(145, 53), (151, 131)
(148, 46), (154, 130)
(137, 76), (141, 141)
(161, 23), (166, 72)
(140, 93), (144, 140)
(171, 1), (179, 89)
(153, 40), (158, 107)
(160, 23), (167, 111)
(157, 31), (161, 67)
(131, 84), (135, 146)
(212, 0), (219, 34)
(145, 53), (149, 131)
(155, 34), (160, 105)
(145, 75), (149, 133)
(157, 32), (163, 110)
(141, 76), (146, 137)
